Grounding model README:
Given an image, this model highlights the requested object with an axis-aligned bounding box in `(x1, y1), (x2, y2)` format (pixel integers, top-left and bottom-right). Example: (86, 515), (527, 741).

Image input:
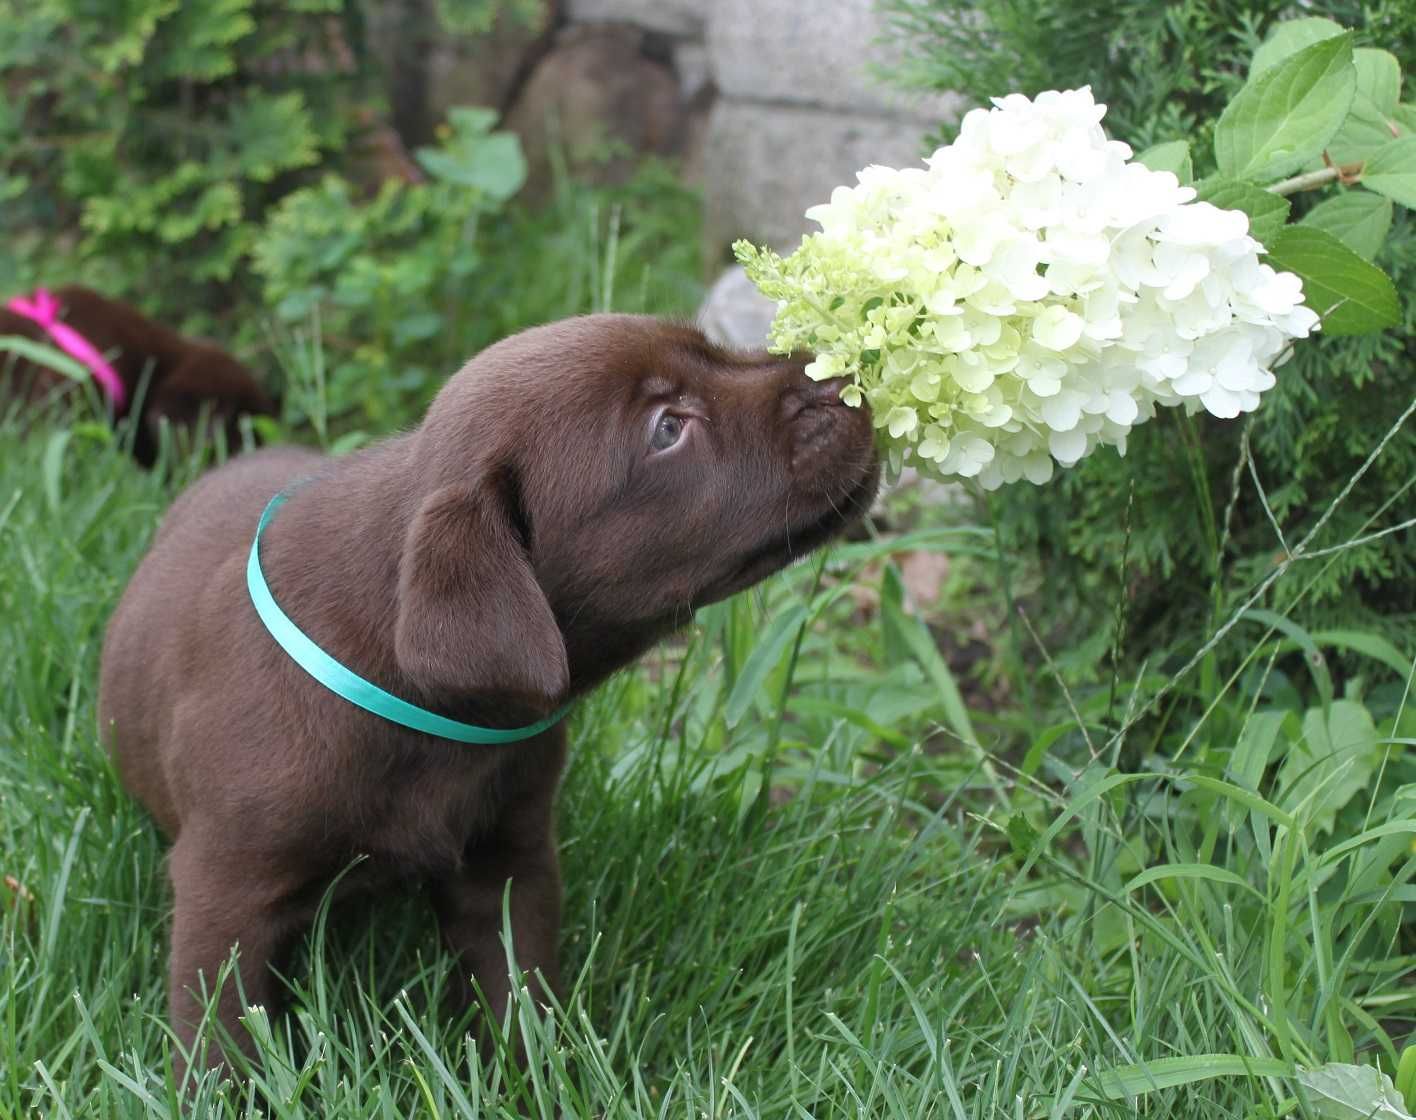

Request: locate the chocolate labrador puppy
(98, 314), (878, 1077)
(1, 285), (275, 466)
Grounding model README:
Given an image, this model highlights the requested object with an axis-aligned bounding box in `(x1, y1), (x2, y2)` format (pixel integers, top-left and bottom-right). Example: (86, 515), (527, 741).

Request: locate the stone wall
(564, 0), (962, 263)
(369, 0), (962, 271)
(701, 0), (960, 259)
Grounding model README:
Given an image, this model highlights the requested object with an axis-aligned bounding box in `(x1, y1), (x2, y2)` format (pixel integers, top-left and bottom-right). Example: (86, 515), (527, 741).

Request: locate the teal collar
(246, 490), (567, 744)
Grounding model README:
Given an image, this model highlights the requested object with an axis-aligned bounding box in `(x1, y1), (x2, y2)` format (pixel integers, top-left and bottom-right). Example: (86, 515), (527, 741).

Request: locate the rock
(708, 0), (963, 121)
(889, 469), (969, 511)
(424, 7), (556, 130)
(505, 24), (689, 202)
(899, 548), (951, 611)
(702, 99), (932, 263)
(363, 0), (553, 148)
(673, 41), (713, 101)
(565, 0), (708, 37)
(697, 265), (777, 350)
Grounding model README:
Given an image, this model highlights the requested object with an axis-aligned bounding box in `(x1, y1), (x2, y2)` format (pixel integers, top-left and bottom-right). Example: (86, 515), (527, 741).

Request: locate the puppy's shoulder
(156, 446), (325, 546)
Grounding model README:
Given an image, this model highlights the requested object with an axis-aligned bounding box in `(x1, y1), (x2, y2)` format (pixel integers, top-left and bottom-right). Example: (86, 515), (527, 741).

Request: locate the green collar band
(246, 490), (568, 744)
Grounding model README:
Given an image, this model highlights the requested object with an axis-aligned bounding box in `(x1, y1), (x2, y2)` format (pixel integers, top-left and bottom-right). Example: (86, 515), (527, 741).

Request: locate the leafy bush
(1, 0), (703, 438)
(878, 0), (1416, 651)
(0, 0), (371, 327)
(251, 107), (530, 433)
(257, 147), (702, 440)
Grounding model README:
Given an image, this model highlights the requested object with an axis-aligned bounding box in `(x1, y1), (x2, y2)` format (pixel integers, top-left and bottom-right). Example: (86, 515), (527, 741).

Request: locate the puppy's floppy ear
(394, 476), (569, 720)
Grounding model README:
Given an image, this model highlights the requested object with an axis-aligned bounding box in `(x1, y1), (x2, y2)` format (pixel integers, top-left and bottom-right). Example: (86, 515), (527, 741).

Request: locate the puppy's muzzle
(782, 376), (874, 486)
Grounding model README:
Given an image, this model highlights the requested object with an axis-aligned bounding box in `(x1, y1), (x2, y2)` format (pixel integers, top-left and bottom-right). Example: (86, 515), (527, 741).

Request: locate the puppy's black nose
(784, 373), (874, 487)
(780, 375), (850, 422)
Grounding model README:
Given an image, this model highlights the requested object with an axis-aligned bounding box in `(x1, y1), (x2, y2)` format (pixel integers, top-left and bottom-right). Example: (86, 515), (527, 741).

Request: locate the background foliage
(0, 0), (701, 434)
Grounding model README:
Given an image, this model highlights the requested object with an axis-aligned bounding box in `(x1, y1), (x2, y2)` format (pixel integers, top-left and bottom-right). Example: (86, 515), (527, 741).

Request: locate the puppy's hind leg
(165, 830), (307, 1086)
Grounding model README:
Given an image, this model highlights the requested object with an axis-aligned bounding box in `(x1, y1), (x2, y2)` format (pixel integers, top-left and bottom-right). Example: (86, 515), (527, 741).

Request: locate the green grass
(1, 380), (1413, 1117)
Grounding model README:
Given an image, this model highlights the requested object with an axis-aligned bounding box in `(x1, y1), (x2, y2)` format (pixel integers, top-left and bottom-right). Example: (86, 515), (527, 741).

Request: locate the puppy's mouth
(693, 454), (880, 607)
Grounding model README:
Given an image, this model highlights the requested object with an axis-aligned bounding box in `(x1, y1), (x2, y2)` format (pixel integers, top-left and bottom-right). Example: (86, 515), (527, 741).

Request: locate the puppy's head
(395, 315), (880, 716)
(134, 346), (277, 467)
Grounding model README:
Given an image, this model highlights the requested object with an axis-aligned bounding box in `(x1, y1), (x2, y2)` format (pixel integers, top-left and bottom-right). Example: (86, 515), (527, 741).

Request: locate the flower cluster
(735, 87), (1320, 488)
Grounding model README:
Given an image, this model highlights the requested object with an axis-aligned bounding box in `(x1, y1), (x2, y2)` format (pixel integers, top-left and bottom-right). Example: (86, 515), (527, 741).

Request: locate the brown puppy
(98, 314), (879, 1078)
(0, 285), (276, 466)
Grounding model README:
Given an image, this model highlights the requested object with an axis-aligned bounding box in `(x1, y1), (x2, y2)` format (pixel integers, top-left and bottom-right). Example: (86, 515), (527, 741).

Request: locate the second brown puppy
(0, 285), (275, 466)
(98, 313), (879, 1079)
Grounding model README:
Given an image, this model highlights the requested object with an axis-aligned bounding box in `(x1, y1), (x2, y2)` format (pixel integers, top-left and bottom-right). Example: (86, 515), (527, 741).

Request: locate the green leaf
(1397, 104), (1416, 134)
(415, 108), (527, 201)
(787, 697), (912, 747)
(1124, 862), (1264, 900)
(1265, 226), (1401, 336)
(1184, 775), (1296, 830)
(1216, 34), (1356, 182)
(1005, 812), (1040, 857)
(1242, 607), (1333, 705)
(1278, 700), (1380, 835)
(42, 429), (72, 514)
(1354, 49), (1402, 115)
(1306, 630), (1413, 680)
(156, 181), (242, 242)
(1195, 178), (1291, 247)
(1250, 17), (1344, 77)
(1135, 140), (1192, 183)
(1396, 1048), (1416, 1112)
(888, 603), (977, 746)
(1323, 51), (1405, 166)
(1230, 710), (1287, 788)
(149, 0), (256, 82)
(1362, 136), (1416, 208)
(1297, 1063), (1415, 1120)
(1301, 191), (1393, 260)
(328, 431), (370, 456)
(723, 604), (807, 728)
(392, 310), (443, 347)
(0, 336), (92, 383)
(1328, 100), (1404, 165)
(1095, 1055), (1291, 1100)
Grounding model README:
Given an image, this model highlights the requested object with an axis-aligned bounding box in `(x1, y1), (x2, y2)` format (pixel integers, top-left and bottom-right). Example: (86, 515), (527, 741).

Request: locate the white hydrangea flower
(735, 86), (1320, 489)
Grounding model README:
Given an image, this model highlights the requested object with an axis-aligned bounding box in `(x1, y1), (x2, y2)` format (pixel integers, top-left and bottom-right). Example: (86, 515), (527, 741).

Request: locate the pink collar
(6, 288), (127, 408)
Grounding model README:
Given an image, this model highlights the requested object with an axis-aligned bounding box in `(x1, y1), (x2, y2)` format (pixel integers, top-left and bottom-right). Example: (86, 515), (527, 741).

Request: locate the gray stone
(363, 0), (553, 147)
(505, 24), (688, 203)
(673, 41), (713, 100)
(886, 469), (968, 511)
(701, 98), (932, 263)
(565, 0), (709, 37)
(423, 10), (552, 127)
(708, 0), (963, 121)
(697, 265), (778, 350)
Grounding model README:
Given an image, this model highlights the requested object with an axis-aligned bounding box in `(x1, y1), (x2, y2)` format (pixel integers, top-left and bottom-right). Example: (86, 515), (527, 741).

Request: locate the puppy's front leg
(167, 831), (303, 1083)
(433, 817), (562, 1031)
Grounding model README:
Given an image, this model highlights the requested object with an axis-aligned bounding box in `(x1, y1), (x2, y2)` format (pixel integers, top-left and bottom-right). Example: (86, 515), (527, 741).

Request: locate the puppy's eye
(650, 412), (686, 452)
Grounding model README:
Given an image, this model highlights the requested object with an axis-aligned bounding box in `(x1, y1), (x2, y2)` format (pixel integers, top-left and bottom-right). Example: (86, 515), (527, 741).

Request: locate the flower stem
(1267, 161), (1363, 196)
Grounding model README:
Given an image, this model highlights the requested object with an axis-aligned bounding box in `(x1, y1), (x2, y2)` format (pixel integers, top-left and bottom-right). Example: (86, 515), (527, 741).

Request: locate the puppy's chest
(357, 750), (513, 878)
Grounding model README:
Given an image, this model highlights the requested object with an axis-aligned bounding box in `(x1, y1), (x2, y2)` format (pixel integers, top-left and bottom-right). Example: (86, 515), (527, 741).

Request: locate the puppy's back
(99, 447), (323, 833)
